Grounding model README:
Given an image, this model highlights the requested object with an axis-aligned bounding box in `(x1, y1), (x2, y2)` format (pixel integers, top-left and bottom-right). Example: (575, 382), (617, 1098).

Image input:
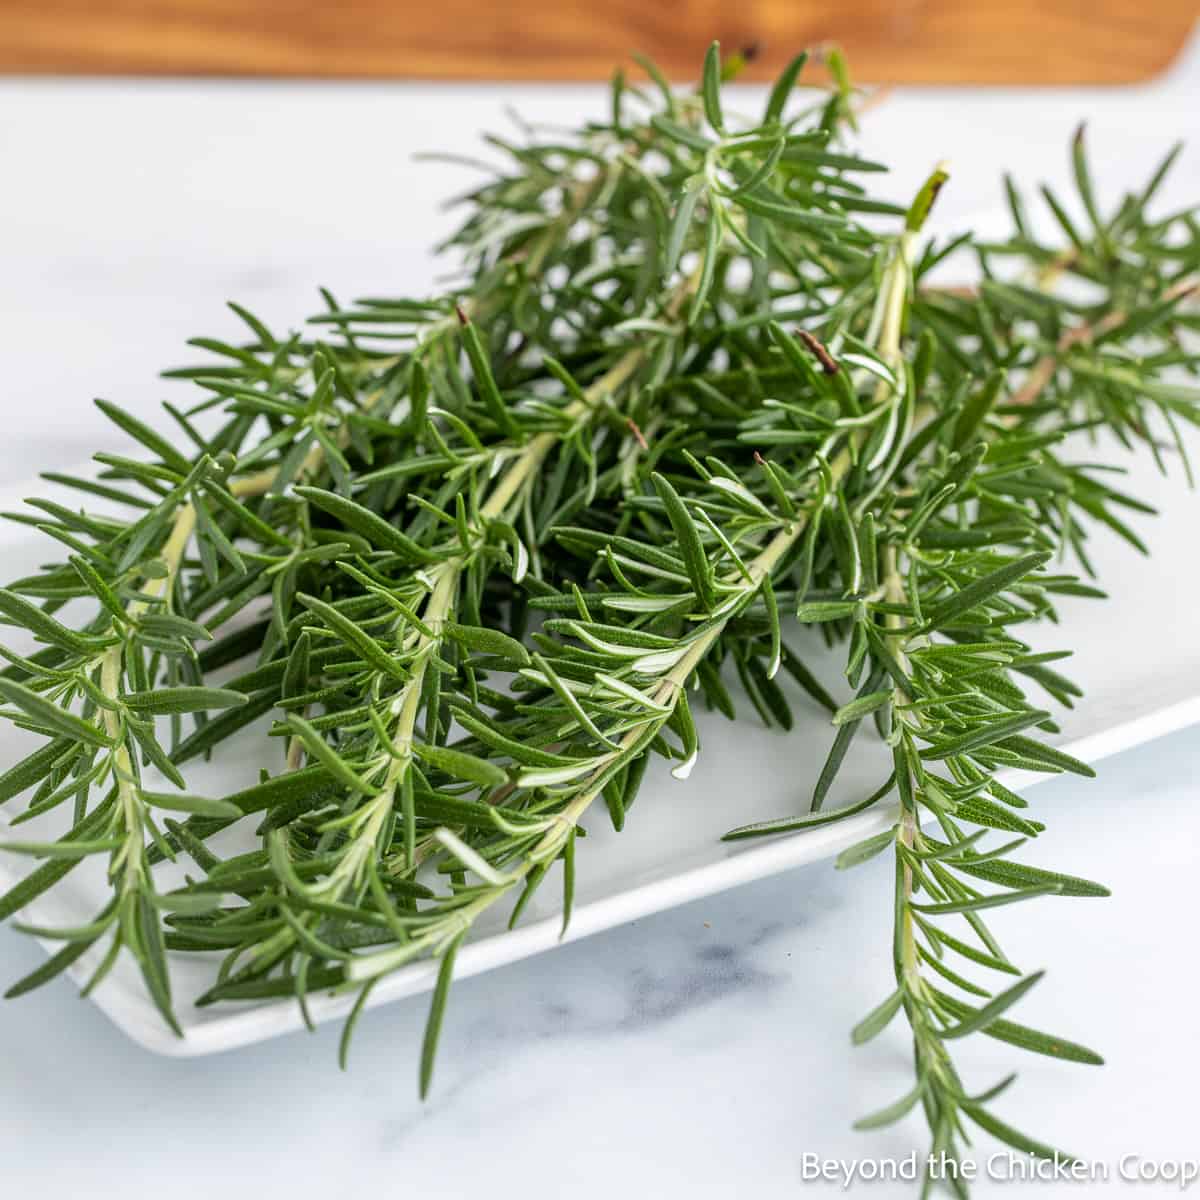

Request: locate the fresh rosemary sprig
(1, 44), (1196, 1195)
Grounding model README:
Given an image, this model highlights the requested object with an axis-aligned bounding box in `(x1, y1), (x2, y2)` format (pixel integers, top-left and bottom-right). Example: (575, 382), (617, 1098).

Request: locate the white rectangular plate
(1, 425), (1197, 1056)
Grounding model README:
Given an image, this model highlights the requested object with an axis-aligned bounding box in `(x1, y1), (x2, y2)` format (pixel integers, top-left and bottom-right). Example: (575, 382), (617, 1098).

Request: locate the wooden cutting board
(0, 0), (1195, 83)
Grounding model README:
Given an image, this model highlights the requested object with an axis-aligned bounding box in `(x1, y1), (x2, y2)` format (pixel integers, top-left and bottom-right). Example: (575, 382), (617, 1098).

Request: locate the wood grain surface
(0, 1), (1195, 82)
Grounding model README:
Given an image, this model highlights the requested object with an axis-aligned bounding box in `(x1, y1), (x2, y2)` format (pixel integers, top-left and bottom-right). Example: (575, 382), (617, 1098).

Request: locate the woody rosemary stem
(870, 186), (930, 996)
(98, 469), (279, 890)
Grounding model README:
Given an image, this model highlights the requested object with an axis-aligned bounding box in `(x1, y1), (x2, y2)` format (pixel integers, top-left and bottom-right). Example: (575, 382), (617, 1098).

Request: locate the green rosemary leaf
(338, 979), (376, 1071)
(796, 600), (859, 623)
(851, 988), (904, 1045)
(141, 791), (243, 820)
(918, 709), (1051, 760)
(931, 988), (1103, 1065)
(651, 472), (714, 610)
(0, 588), (110, 654)
(961, 1103), (1075, 1164)
(457, 312), (519, 439)
(687, 209), (722, 326)
(171, 689), (278, 764)
(832, 689), (891, 726)
(69, 556), (129, 626)
(419, 931), (464, 1099)
(649, 113), (711, 154)
(133, 890), (181, 1036)
(202, 482), (293, 548)
(911, 883), (1062, 916)
(412, 742), (507, 789)
(193, 494), (245, 576)
(162, 818), (221, 874)
(835, 827), (896, 870)
(528, 653), (617, 749)
(128, 721), (188, 791)
(994, 734), (1096, 777)
(939, 969), (1044, 1039)
(0, 679), (111, 748)
(1039, 183), (1086, 252)
(418, 791), (528, 832)
(561, 826), (577, 937)
(138, 612), (212, 643)
(922, 551), (1051, 630)
(701, 41), (724, 133)
(295, 487), (437, 563)
(297, 592), (407, 683)
(666, 691), (698, 780)
(94, 399), (193, 476)
(443, 622), (530, 667)
(0, 736), (72, 805)
(282, 631), (310, 701)
(287, 715), (377, 795)
(811, 669), (885, 811)
(724, 774), (895, 842)
(3, 936), (94, 999)
(123, 686), (248, 716)
(41, 471), (154, 510)
(952, 369), (1004, 450)
(733, 187), (844, 233)
(509, 861), (550, 929)
(853, 1080), (926, 1131)
(0, 837), (123, 859)
(906, 164), (949, 233)
(921, 922), (1020, 976)
(953, 796), (1044, 836)
(764, 50), (808, 124)
(451, 707), (575, 769)
(1070, 123), (1109, 249)
(928, 844), (1109, 897)
(227, 765), (339, 815)
(778, 645), (837, 714)
(667, 175), (700, 276)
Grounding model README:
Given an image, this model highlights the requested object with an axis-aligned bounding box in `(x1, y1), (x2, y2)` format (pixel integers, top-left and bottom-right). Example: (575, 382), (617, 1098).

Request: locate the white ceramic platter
(0, 421), (1196, 1056)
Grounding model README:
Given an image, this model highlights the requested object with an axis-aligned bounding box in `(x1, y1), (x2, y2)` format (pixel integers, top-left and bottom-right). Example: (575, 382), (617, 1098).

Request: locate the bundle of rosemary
(1, 44), (1196, 1193)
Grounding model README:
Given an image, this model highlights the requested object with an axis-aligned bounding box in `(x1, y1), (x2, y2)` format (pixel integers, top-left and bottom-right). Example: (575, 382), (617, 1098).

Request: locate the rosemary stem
(94, 467), (282, 901)
(1011, 272), (1198, 408)
(324, 561), (461, 894)
(883, 546), (921, 998)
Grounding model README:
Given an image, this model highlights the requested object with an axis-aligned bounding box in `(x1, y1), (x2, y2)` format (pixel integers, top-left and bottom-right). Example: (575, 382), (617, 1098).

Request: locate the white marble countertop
(1, 34), (1199, 1197)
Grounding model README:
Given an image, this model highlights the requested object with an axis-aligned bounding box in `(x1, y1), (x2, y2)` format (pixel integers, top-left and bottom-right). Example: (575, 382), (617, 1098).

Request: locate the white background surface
(2, 31), (1199, 1196)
